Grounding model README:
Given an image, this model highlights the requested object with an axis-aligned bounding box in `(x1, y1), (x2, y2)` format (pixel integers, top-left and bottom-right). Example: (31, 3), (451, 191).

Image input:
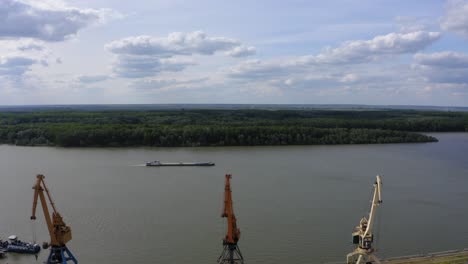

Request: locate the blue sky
(1, 0), (468, 106)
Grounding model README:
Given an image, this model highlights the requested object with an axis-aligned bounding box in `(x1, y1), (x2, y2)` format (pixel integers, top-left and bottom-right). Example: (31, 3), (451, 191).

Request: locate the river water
(0, 133), (467, 264)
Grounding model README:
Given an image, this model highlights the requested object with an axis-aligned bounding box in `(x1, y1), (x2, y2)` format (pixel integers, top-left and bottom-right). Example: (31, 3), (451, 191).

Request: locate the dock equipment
(218, 174), (244, 264)
(31, 174), (78, 264)
(347, 175), (383, 264)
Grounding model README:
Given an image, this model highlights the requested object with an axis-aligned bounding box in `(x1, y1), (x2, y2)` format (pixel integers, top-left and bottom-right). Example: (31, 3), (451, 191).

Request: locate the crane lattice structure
(347, 175), (383, 264)
(218, 174), (244, 264)
(31, 174), (78, 264)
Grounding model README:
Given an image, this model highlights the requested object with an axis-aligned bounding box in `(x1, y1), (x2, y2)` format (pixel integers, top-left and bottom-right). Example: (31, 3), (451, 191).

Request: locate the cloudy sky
(1, 0), (468, 106)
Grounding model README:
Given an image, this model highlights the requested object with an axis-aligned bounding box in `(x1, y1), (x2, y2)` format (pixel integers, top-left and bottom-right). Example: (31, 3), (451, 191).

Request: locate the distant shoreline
(0, 109), (466, 147)
(0, 103), (466, 112)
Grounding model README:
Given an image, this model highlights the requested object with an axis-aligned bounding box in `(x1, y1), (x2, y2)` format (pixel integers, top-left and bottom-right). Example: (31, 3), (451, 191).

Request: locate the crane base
(217, 243), (244, 264)
(47, 246), (77, 264)
(346, 251), (381, 264)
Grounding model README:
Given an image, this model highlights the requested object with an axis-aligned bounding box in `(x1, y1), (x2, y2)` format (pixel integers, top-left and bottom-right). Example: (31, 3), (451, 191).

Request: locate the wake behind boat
(146, 160), (215, 167)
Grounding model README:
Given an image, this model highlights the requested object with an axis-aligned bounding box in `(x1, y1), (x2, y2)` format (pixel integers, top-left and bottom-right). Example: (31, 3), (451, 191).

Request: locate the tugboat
(4, 235), (41, 254)
(146, 160), (215, 166)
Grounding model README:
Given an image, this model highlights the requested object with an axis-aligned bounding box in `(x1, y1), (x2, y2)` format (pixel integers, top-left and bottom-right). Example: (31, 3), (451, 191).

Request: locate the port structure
(31, 174), (78, 264)
(347, 175), (383, 264)
(218, 174), (244, 264)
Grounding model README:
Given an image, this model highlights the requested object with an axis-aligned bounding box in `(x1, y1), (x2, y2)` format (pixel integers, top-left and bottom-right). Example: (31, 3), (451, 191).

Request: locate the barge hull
(146, 162), (215, 167)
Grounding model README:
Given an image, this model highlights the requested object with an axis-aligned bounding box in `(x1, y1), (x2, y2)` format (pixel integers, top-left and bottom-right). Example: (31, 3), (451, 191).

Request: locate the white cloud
(111, 55), (196, 78)
(313, 31), (440, 64)
(413, 51), (468, 84)
(15, 0), (68, 10)
(395, 16), (432, 33)
(414, 51), (468, 68)
(130, 77), (209, 91)
(0, 0), (115, 41)
(225, 46), (256, 57)
(0, 39), (47, 53)
(106, 31), (245, 57)
(106, 31), (255, 78)
(16, 40), (45, 51)
(226, 30), (442, 98)
(228, 31), (440, 80)
(278, 75), (343, 89)
(228, 59), (296, 79)
(441, 0), (468, 38)
(0, 56), (37, 76)
(340, 73), (360, 83)
(76, 75), (109, 83)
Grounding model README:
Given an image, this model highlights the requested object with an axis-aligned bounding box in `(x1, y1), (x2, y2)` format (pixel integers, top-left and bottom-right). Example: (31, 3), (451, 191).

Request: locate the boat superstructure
(3, 235), (40, 254)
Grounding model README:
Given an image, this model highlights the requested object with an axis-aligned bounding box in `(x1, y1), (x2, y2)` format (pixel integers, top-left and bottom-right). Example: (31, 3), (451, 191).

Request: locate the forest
(0, 109), (466, 147)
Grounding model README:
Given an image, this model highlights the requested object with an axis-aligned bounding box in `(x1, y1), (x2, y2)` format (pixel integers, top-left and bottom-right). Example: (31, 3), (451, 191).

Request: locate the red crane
(217, 174), (244, 264)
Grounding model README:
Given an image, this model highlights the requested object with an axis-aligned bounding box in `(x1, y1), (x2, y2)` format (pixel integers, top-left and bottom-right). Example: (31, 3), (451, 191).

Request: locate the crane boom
(31, 174), (77, 264)
(363, 175), (382, 239)
(218, 174), (244, 264)
(222, 174), (240, 244)
(346, 175), (383, 264)
(31, 174), (72, 246)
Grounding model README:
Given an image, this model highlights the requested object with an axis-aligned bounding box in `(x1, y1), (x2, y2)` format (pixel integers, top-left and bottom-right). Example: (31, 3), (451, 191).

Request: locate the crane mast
(218, 174), (244, 264)
(346, 175), (383, 264)
(31, 174), (78, 264)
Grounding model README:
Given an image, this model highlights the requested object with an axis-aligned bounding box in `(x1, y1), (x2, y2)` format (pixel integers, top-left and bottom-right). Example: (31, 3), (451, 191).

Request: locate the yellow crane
(31, 174), (78, 264)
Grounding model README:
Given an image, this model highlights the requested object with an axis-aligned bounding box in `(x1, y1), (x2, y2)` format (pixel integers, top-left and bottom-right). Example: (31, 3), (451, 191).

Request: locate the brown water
(0, 133), (467, 264)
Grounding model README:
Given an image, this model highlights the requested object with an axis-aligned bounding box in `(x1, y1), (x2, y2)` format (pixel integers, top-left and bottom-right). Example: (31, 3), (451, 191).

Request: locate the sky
(1, 0), (468, 106)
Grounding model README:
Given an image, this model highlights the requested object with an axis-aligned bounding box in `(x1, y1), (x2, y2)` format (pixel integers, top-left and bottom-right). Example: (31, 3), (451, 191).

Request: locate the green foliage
(0, 109), (465, 147)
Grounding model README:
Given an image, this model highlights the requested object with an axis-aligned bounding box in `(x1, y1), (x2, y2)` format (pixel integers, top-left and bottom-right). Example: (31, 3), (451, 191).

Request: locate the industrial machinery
(347, 175), (383, 264)
(217, 174), (244, 264)
(31, 174), (78, 264)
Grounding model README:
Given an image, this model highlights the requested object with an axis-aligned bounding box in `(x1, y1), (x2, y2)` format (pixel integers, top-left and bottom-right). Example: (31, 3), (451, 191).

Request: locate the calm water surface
(0, 133), (467, 264)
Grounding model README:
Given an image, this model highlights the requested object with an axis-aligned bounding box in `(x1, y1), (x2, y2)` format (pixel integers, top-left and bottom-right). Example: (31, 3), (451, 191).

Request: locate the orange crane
(217, 174), (244, 264)
(31, 174), (78, 264)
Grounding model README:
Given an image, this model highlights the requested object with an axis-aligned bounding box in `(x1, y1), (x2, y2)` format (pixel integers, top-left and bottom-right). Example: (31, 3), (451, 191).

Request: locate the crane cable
(362, 182), (374, 224)
(31, 220), (39, 262)
(375, 201), (383, 253)
(219, 187), (226, 241)
(375, 178), (383, 255)
(30, 220), (37, 244)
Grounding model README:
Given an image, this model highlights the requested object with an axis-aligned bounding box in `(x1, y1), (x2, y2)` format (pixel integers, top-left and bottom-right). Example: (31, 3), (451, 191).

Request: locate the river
(0, 133), (467, 264)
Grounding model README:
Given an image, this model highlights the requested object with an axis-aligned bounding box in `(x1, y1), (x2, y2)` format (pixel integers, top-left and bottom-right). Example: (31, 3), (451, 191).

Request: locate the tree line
(0, 109), (465, 147)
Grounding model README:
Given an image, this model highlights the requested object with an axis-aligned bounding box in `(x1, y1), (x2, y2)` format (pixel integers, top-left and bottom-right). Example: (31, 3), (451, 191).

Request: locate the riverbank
(383, 249), (468, 264)
(2, 109), (464, 147)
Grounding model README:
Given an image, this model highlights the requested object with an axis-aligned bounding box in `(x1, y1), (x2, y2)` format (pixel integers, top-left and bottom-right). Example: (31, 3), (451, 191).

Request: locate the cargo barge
(146, 160), (215, 167)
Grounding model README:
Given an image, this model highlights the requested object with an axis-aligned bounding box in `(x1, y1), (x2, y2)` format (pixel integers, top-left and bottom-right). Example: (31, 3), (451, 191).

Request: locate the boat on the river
(2, 235), (41, 254)
(146, 160), (215, 167)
